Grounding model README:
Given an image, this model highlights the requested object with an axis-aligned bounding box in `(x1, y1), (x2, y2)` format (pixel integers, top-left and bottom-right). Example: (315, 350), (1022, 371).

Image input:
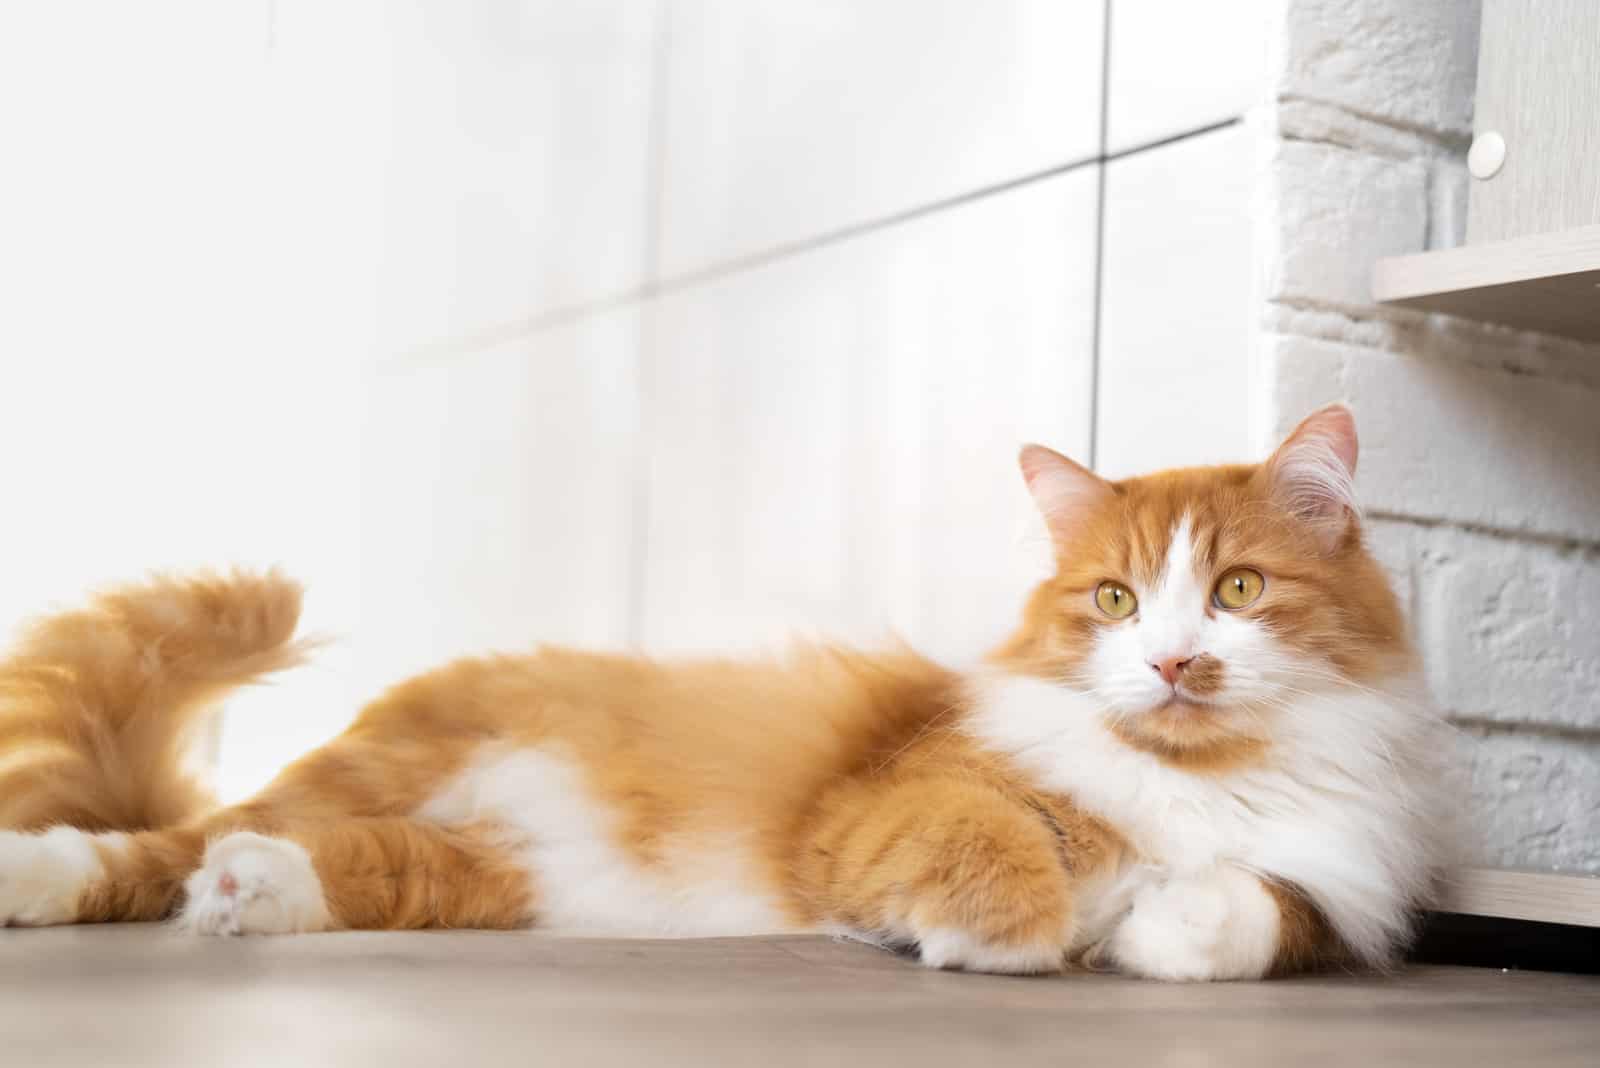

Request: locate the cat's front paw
(1110, 867), (1279, 981)
(914, 925), (1065, 975)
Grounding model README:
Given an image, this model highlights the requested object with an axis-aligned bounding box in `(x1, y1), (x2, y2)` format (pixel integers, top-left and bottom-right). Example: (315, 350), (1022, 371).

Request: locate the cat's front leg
(1108, 866), (1293, 981)
(801, 776), (1083, 975)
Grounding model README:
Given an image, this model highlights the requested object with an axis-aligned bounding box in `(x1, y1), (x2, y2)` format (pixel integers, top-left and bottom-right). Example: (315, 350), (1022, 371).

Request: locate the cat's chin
(1105, 699), (1269, 772)
(1151, 697), (1215, 717)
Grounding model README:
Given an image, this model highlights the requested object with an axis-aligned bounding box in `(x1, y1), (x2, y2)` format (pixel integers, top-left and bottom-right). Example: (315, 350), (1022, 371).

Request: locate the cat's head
(994, 405), (1412, 768)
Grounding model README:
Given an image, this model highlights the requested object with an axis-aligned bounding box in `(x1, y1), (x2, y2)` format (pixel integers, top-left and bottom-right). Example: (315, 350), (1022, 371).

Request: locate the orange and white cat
(0, 405), (1445, 980)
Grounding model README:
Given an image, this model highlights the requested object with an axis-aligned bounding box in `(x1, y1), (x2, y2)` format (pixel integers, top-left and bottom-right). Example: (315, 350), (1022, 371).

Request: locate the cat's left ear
(1260, 404), (1359, 551)
(1019, 443), (1115, 545)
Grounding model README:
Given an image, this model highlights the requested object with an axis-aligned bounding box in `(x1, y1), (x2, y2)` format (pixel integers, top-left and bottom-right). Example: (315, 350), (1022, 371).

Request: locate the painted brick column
(1252, 0), (1600, 871)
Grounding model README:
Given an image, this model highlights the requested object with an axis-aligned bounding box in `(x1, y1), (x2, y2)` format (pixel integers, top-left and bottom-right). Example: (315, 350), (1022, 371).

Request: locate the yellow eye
(1214, 568), (1265, 610)
(1094, 581), (1138, 619)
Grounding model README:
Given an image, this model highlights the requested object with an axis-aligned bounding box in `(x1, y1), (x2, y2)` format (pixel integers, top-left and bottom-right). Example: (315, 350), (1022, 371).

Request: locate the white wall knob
(1468, 131), (1506, 180)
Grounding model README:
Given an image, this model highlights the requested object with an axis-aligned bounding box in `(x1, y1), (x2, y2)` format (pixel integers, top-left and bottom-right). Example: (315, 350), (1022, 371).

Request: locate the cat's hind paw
(177, 832), (332, 935)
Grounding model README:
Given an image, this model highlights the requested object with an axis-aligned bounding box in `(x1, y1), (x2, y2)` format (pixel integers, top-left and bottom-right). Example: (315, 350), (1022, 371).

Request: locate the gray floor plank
(2, 927), (1596, 1066)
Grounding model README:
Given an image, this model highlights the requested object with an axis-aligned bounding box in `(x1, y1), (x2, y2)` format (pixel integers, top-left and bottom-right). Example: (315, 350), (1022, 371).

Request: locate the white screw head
(1469, 131), (1506, 180)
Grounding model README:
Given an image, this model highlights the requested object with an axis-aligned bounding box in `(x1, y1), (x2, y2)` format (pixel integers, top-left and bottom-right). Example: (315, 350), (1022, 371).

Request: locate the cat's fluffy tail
(0, 570), (313, 832)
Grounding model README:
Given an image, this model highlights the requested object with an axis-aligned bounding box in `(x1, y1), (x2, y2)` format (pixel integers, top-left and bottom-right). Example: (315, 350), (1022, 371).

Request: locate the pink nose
(1150, 656), (1192, 686)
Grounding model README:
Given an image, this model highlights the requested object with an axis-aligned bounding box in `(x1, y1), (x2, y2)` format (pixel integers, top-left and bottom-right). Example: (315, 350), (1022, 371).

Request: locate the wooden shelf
(1371, 223), (1600, 342)
(1437, 867), (1600, 927)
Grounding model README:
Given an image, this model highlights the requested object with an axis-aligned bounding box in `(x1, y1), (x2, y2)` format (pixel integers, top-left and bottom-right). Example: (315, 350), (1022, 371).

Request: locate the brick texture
(1259, 139), (1429, 308)
(1262, 0), (1600, 871)
(1270, 0), (1481, 137)
(1260, 335), (1600, 543)
(1368, 518), (1600, 730)
(1463, 730), (1600, 873)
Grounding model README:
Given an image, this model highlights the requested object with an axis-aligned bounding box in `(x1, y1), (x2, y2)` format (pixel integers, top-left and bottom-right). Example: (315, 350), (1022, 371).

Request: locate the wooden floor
(3, 927), (1598, 1067)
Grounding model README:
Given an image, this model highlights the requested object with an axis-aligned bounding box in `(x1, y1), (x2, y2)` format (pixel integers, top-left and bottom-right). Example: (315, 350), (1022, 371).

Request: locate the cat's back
(356, 641), (953, 757)
(348, 640), (961, 835)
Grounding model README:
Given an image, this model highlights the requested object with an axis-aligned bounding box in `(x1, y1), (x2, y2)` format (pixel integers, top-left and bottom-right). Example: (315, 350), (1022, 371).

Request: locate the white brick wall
(1261, 334), (1600, 541)
(1415, 527), (1600, 732)
(1271, 0), (1479, 135)
(1465, 730), (1600, 873)
(1259, 0), (1600, 872)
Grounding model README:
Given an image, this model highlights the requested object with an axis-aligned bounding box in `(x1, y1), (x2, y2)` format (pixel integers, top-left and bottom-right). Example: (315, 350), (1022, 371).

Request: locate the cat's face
(996, 406), (1410, 768)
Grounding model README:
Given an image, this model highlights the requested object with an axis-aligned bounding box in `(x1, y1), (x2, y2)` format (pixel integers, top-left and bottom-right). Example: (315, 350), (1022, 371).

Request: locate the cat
(0, 404), (1446, 980)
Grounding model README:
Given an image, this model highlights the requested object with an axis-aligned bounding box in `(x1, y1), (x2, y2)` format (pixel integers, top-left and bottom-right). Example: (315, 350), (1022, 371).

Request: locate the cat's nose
(1149, 655), (1192, 686)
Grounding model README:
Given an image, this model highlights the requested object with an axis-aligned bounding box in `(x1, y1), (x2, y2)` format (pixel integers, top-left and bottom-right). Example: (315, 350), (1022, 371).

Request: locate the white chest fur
(966, 673), (1442, 964)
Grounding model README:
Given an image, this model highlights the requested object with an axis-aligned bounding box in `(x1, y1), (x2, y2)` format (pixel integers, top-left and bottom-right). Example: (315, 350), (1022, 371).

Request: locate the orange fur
(1264, 880), (1343, 976)
(291, 819), (535, 931)
(2, 407), (1425, 978)
(794, 732), (1126, 956)
(78, 827), (206, 923)
(0, 570), (312, 832)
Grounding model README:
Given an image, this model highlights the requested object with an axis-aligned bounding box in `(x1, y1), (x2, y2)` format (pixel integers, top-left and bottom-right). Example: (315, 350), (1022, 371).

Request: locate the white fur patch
(418, 748), (790, 937)
(0, 827), (120, 926)
(1110, 866), (1281, 981)
(178, 831), (332, 935)
(916, 926), (1064, 975)
(1137, 517), (1210, 664)
(966, 670), (1444, 967)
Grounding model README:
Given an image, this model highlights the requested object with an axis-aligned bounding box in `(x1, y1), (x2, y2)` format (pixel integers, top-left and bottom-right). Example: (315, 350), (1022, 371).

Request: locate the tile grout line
(1367, 508), (1600, 553)
(1087, 0), (1114, 472)
(1447, 715), (1600, 744)
(623, 5), (675, 651)
(389, 119), (1245, 372)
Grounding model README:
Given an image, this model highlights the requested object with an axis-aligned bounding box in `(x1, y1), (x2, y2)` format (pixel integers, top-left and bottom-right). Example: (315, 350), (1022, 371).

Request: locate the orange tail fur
(0, 570), (313, 832)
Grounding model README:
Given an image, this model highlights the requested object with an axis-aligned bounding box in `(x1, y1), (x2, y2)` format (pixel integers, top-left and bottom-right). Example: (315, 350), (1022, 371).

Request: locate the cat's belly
(415, 746), (795, 937)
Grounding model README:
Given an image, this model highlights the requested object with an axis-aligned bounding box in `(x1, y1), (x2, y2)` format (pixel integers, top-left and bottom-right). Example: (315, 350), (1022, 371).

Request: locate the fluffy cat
(0, 405), (1445, 980)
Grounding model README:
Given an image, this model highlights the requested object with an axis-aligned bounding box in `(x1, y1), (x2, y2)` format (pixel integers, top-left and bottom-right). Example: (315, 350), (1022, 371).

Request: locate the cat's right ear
(1018, 444), (1115, 544)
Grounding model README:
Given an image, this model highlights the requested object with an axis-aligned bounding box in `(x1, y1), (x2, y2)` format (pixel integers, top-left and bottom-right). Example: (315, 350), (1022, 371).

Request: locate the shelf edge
(1436, 867), (1600, 928)
(1372, 222), (1600, 302)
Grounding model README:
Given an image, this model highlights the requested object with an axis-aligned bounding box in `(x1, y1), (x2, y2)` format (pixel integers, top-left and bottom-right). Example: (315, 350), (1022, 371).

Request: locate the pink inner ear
(1266, 406), (1360, 539)
(1308, 405), (1358, 477)
(1018, 444), (1113, 539)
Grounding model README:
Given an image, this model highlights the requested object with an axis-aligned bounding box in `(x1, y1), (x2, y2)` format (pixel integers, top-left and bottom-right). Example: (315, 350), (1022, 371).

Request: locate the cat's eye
(1214, 568), (1265, 610)
(1094, 581), (1137, 619)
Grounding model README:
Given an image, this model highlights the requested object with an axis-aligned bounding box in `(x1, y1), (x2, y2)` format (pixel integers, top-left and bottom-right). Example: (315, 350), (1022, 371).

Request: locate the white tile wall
(360, 313), (640, 693)
(0, 1), (275, 367)
(261, 0), (399, 366)
(640, 169), (1099, 660)
(656, 0), (1104, 279)
(337, 0), (662, 359)
(1106, 0), (1269, 151)
(0, 2), (369, 802)
(1096, 123), (1257, 479)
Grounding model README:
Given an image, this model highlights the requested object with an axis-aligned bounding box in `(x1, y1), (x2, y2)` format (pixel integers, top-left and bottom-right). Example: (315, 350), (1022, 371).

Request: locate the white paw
(916, 926), (1064, 975)
(1110, 867), (1279, 981)
(0, 828), (107, 927)
(177, 832), (331, 935)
